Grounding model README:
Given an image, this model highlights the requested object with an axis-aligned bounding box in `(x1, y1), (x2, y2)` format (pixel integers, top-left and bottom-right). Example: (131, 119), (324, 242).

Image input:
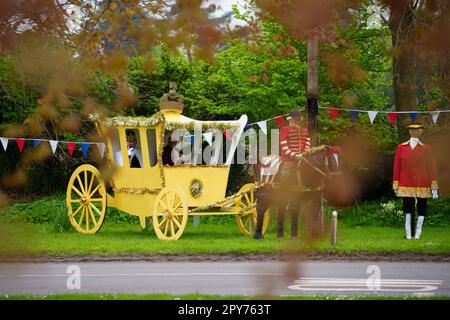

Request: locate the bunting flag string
(319, 106), (450, 125)
(0, 137), (106, 158)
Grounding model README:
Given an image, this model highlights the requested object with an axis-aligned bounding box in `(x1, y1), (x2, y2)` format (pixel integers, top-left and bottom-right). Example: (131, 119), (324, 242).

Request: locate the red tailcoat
(393, 141), (438, 198)
(280, 124), (310, 162)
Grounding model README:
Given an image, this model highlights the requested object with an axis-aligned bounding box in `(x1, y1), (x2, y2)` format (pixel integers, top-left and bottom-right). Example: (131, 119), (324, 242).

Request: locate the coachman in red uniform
(275, 110), (310, 239)
(393, 123), (439, 240)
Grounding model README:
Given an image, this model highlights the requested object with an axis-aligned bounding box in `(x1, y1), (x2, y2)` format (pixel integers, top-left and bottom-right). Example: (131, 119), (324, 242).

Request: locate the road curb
(1, 252), (449, 263)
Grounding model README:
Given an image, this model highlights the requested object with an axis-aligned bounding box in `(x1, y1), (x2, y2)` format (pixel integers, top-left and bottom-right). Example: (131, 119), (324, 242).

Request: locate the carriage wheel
(235, 183), (270, 237)
(153, 186), (188, 240)
(66, 164), (107, 234)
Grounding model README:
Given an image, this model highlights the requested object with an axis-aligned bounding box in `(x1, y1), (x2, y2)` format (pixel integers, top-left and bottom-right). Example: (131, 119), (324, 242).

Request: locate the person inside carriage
(126, 132), (142, 168)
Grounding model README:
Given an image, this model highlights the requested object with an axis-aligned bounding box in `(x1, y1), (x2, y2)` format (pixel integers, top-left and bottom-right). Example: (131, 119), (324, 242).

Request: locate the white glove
(432, 189), (438, 199)
(394, 189), (398, 196)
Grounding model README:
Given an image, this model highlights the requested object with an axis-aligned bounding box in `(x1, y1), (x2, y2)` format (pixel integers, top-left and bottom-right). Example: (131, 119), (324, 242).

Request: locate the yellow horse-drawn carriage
(66, 86), (270, 240)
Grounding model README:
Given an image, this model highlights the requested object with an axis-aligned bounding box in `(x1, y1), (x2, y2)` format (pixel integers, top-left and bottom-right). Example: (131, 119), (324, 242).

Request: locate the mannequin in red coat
(393, 123), (439, 240)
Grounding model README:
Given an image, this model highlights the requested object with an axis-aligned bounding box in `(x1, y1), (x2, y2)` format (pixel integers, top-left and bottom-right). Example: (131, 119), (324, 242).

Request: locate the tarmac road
(0, 260), (449, 297)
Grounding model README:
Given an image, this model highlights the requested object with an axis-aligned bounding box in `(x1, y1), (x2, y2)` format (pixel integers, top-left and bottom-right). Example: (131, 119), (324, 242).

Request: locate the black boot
(254, 189), (269, 240)
(253, 232), (263, 240)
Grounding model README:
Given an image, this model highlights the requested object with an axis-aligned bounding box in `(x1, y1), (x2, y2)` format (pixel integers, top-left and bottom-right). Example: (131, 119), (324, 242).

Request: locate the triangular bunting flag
(0, 137), (8, 151)
(203, 132), (213, 146)
(432, 111), (440, 124)
(388, 112), (398, 126)
(32, 139), (41, 148)
(224, 130), (233, 141)
(350, 110), (359, 123)
(257, 121), (267, 135)
(81, 143), (90, 158)
(66, 142), (75, 157)
(49, 140), (58, 154)
(97, 143), (105, 157)
(409, 112), (419, 122)
(16, 138), (25, 153)
(330, 108), (340, 122)
(274, 116), (285, 127)
(368, 111), (378, 124)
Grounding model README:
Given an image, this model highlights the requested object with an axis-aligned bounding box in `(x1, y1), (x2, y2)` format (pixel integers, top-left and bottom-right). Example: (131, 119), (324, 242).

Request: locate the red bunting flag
(274, 116), (286, 127)
(224, 131), (233, 141)
(388, 112), (398, 126)
(16, 138), (25, 153)
(330, 108), (340, 122)
(66, 142), (76, 156)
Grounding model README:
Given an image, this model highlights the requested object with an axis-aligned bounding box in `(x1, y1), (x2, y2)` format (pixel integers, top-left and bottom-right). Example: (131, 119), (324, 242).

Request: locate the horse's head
(300, 145), (342, 187)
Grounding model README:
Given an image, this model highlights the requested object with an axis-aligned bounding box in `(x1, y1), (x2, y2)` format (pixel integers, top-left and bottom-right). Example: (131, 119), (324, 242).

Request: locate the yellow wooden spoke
(244, 193), (250, 205)
(250, 191), (254, 204)
(89, 184), (101, 198)
(88, 206), (97, 228)
(90, 198), (104, 202)
(158, 198), (168, 211)
(90, 202), (102, 216)
(163, 219), (170, 236)
(167, 192), (175, 209)
(86, 206), (90, 231)
(70, 205), (83, 217)
(87, 172), (95, 195)
(84, 170), (88, 194)
(76, 175), (85, 194)
(78, 207), (86, 226)
(172, 216), (182, 228)
(173, 199), (183, 211)
(71, 185), (84, 198)
(158, 217), (168, 228)
(170, 220), (175, 237)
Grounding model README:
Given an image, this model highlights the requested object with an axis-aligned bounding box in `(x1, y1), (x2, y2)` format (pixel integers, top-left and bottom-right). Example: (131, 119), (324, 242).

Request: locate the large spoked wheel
(153, 186), (188, 240)
(235, 183), (270, 237)
(66, 164), (107, 234)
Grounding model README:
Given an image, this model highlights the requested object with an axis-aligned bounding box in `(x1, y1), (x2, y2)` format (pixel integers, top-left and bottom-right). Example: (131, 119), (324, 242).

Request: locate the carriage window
(146, 129), (157, 167)
(111, 129), (123, 166)
(125, 129), (142, 168)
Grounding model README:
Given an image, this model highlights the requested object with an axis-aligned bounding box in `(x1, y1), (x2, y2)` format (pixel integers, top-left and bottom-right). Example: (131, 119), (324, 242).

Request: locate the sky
(209, 0), (247, 27)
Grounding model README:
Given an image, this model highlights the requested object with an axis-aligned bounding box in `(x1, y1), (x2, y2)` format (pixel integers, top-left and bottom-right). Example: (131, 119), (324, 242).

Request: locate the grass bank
(0, 194), (449, 256)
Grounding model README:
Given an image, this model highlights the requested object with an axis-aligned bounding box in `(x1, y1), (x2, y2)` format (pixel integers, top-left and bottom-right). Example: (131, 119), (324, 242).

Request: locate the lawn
(1, 293), (449, 300)
(1, 216), (449, 256)
(0, 193), (449, 256)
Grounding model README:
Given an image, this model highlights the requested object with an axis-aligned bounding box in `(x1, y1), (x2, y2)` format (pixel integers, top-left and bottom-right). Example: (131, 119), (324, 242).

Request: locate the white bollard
(331, 211), (338, 245)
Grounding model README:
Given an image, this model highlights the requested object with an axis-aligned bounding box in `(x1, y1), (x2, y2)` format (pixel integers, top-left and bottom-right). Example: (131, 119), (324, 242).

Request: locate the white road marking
(288, 278), (443, 293)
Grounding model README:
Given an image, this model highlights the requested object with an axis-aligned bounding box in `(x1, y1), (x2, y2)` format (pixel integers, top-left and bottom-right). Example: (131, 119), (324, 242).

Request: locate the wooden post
(307, 38), (319, 147)
(331, 211), (337, 245)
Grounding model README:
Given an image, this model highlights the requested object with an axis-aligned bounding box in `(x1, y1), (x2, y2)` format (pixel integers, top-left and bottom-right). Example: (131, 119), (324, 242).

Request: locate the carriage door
(116, 126), (163, 191)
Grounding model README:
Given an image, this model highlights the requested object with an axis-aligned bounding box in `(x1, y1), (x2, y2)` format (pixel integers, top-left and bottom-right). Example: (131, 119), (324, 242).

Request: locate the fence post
(331, 211), (338, 245)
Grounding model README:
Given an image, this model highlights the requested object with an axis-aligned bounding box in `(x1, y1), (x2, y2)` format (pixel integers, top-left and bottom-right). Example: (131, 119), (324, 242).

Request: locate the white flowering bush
(380, 200), (404, 225)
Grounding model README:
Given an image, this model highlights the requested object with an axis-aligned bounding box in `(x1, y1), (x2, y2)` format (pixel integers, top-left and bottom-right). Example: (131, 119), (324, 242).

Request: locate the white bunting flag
(257, 121), (267, 135)
(49, 140), (58, 154)
(203, 132), (213, 146)
(97, 143), (106, 157)
(368, 111), (378, 124)
(432, 111), (440, 124)
(0, 137), (8, 151)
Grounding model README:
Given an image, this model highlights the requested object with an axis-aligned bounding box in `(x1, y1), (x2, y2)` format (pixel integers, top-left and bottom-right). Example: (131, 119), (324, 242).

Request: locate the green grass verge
(1, 217), (449, 255)
(1, 293), (449, 300)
